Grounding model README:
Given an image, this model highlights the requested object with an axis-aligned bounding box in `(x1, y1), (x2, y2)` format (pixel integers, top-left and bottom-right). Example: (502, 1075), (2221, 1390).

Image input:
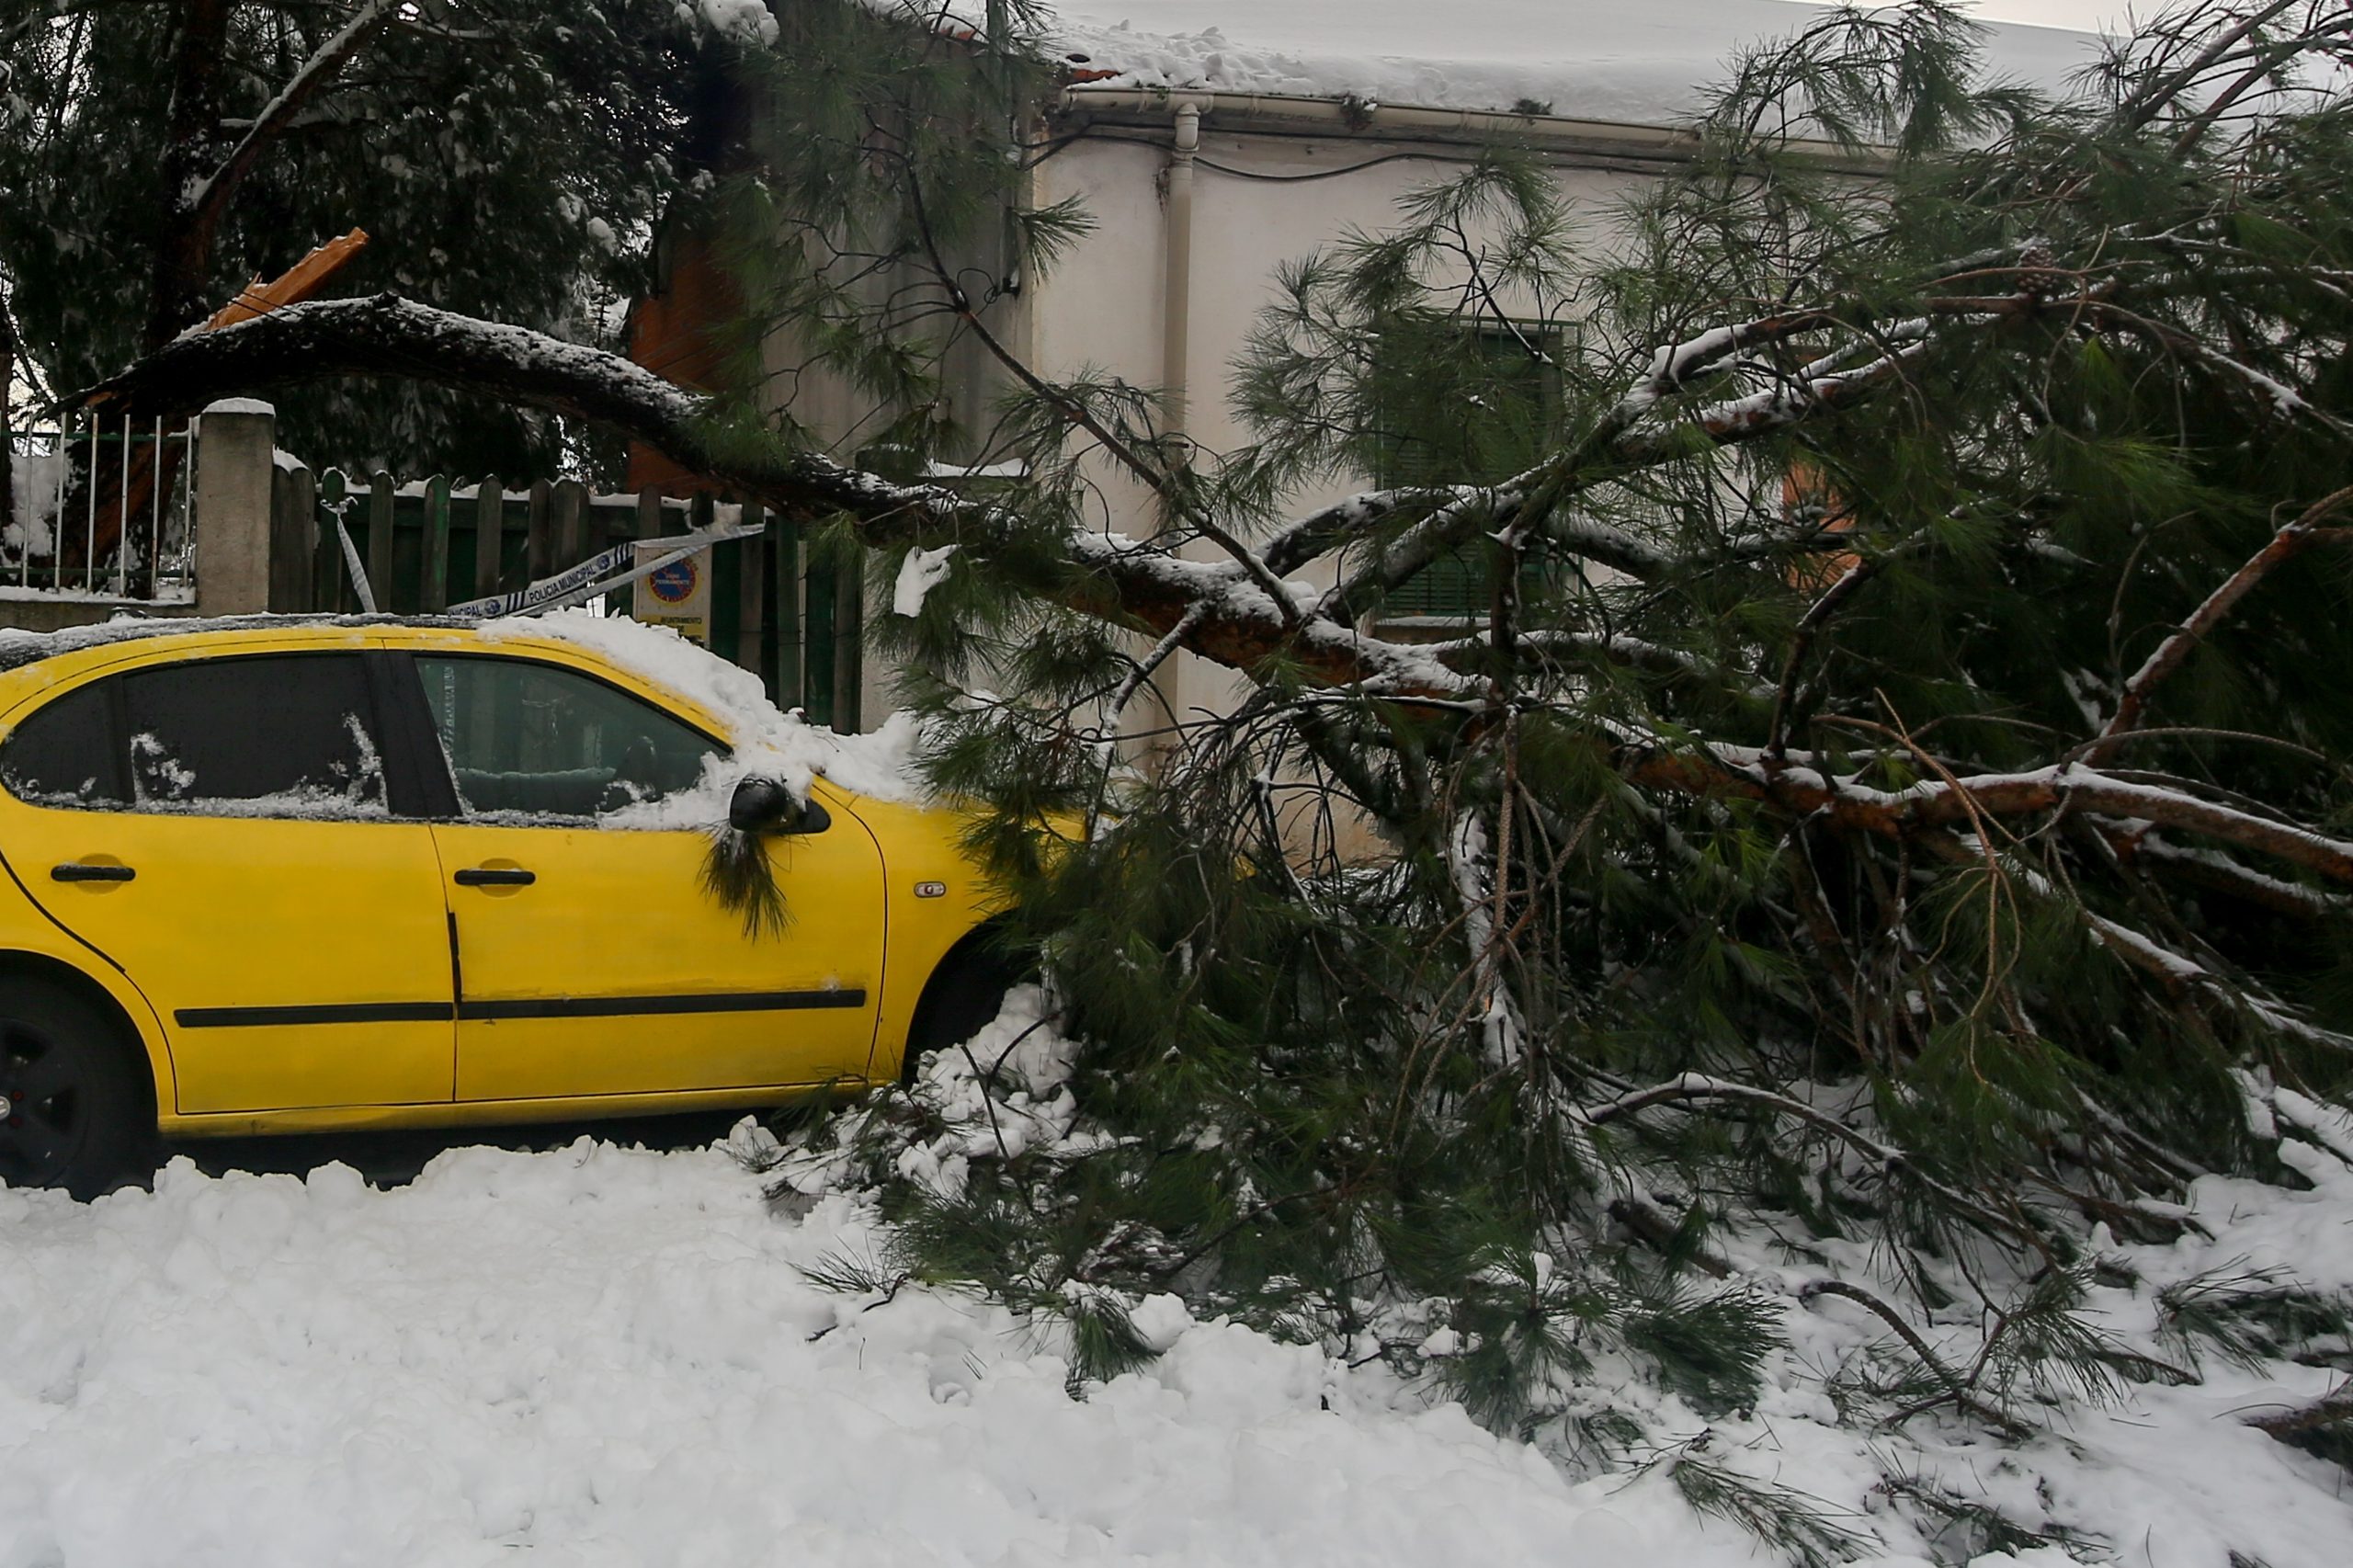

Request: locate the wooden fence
(273, 467), (865, 732)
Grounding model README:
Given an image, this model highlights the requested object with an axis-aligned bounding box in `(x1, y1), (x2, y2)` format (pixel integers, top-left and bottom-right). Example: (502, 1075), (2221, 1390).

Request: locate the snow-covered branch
(1622, 332), (1931, 456)
(2122, 830), (2347, 919)
(1623, 746), (2353, 888)
(180, 0), (400, 233)
(1259, 485), (1470, 577)
(81, 293), (1473, 700)
(1297, 314), (1945, 608)
(1445, 811), (1526, 1069)
(1268, 310), (1866, 595)
(1427, 629), (1768, 695)
(1581, 1072), (2019, 1234)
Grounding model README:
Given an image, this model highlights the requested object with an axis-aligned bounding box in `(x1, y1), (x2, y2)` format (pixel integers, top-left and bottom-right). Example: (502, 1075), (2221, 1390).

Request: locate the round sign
(648, 556), (699, 605)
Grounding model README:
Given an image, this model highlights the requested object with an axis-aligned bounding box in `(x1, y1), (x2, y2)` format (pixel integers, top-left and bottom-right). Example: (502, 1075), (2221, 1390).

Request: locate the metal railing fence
(4, 412), (197, 601)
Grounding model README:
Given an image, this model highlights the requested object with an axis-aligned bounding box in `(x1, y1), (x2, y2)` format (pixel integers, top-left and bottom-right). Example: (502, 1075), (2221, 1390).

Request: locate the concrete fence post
(192, 398), (277, 617)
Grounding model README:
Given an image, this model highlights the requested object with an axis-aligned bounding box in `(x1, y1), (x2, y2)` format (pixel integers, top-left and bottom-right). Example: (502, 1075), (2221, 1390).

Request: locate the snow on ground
(790, 999), (2353, 1568)
(6, 1123), (2353, 1566)
(0, 1132), (1766, 1568)
(7, 1109), (2350, 1568)
(8, 997), (2347, 1565)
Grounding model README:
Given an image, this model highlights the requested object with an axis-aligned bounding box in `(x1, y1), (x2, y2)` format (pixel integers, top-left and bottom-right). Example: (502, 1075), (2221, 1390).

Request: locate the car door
(0, 645), (457, 1113)
(399, 649), (887, 1102)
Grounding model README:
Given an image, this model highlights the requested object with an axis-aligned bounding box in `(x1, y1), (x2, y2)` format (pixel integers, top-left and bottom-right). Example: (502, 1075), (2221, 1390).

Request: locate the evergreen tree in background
(0, 0), (749, 476)
(79, 2), (2353, 1551)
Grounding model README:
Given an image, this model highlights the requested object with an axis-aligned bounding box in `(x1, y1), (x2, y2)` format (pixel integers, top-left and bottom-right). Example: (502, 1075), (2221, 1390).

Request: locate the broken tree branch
(2086, 485), (2353, 767)
(79, 293), (1462, 697)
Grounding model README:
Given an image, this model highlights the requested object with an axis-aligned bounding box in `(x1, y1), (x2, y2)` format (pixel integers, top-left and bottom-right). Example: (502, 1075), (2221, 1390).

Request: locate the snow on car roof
(1038, 1), (2099, 123)
(0, 613), (399, 674)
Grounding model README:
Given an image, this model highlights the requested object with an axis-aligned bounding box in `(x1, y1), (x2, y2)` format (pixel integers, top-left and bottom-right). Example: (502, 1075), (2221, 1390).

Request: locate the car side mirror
(729, 774), (811, 835)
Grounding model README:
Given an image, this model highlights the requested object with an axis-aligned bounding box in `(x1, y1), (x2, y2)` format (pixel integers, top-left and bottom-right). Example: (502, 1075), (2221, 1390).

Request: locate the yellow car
(0, 617), (1017, 1198)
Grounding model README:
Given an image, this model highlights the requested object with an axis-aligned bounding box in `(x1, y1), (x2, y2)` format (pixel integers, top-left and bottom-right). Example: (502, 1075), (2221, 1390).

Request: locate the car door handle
(454, 867), (535, 887)
(51, 862), (134, 883)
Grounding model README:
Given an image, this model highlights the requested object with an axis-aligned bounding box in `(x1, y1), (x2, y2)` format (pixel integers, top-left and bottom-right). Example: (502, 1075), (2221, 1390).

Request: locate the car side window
(0, 680), (128, 807)
(416, 654), (723, 823)
(119, 653), (390, 818)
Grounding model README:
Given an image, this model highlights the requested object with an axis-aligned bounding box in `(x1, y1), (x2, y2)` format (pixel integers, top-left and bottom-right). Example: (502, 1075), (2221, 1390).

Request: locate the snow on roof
(1048, 1), (2099, 124)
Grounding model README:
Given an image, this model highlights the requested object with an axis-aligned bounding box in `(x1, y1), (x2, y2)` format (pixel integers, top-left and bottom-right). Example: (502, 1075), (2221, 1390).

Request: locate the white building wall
(1025, 122), (1656, 731)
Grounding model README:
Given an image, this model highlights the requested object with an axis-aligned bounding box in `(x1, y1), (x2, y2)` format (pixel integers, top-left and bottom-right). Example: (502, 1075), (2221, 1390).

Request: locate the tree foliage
(787, 0), (2353, 1507)
(1, 0), (741, 474)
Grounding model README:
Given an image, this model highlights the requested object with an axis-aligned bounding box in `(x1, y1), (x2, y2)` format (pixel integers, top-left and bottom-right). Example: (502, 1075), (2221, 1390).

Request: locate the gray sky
(1959, 0), (2136, 31)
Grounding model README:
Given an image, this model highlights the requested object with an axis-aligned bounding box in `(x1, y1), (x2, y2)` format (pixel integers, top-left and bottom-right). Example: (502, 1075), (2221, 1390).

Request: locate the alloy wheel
(0, 1020), (85, 1187)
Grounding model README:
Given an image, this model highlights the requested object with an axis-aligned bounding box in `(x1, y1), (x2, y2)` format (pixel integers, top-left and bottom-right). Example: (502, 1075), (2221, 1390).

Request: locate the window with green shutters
(1367, 320), (1568, 621)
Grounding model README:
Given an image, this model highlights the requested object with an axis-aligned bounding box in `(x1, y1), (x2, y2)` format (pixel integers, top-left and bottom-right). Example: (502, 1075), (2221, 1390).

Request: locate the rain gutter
(1055, 85), (1880, 171)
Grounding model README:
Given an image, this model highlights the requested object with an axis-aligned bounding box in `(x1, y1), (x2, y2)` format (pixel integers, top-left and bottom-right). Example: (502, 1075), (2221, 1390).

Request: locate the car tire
(0, 978), (155, 1200)
(904, 942), (1029, 1084)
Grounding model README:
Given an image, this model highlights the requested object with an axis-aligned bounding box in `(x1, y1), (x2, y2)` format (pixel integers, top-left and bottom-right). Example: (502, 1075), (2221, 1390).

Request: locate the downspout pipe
(1142, 97), (1205, 763)
(1161, 98), (1202, 442)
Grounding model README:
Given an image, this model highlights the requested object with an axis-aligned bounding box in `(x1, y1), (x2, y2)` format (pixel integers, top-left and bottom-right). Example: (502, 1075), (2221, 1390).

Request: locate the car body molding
(457, 989), (869, 1021)
(174, 988), (870, 1028)
(176, 1001), (454, 1028)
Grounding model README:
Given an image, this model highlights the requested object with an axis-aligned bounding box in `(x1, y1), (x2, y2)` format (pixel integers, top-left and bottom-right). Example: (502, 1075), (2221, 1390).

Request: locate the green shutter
(1368, 322), (1565, 621)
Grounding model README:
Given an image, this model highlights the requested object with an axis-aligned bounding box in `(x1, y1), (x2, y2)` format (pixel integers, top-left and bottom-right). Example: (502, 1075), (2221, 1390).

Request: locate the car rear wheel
(0, 979), (153, 1200)
(904, 941), (1029, 1084)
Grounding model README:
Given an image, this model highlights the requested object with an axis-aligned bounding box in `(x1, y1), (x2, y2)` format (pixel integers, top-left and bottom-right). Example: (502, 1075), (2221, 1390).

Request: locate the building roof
(1047, 1), (2099, 124)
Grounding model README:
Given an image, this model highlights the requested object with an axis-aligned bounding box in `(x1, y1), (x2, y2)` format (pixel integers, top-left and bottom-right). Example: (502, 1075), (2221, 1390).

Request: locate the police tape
(445, 521), (767, 620)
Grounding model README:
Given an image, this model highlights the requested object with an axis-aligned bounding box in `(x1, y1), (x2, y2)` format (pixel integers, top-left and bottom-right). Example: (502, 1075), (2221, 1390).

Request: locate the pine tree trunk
(146, 0), (234, 349)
